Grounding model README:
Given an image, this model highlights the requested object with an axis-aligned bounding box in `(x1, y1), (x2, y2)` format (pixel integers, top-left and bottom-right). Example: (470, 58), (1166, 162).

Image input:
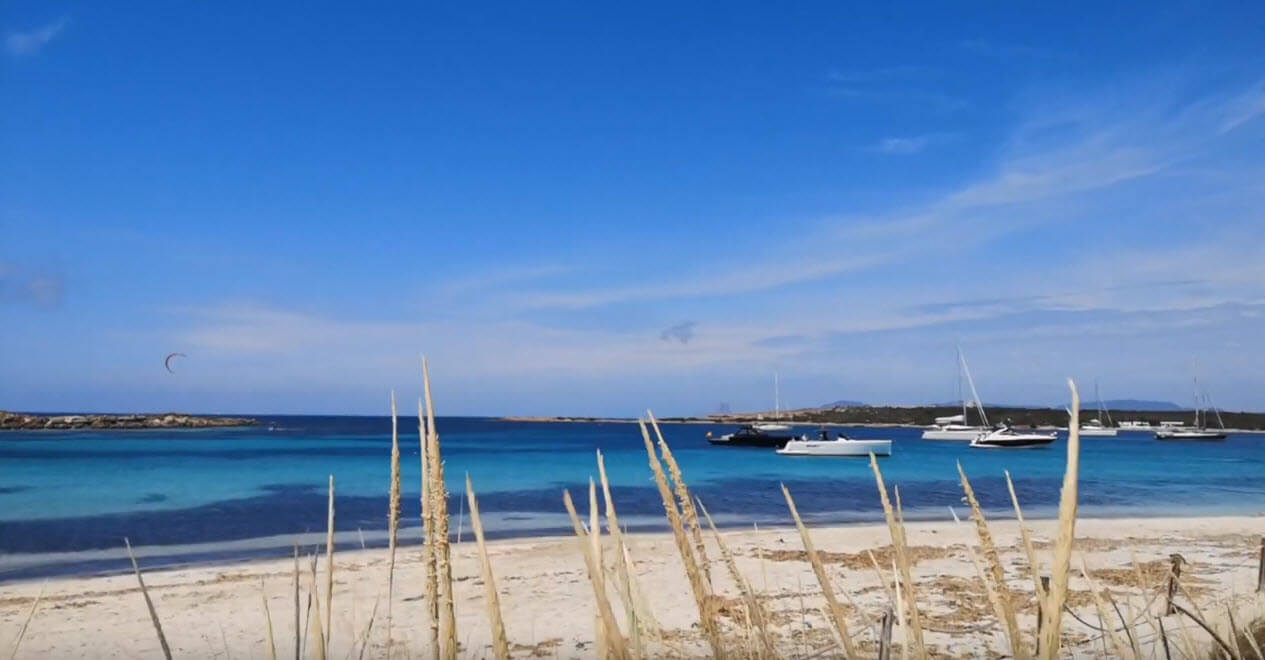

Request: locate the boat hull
(1078, 428), (1118, 437)
(970, 437), (1056, 448)
(777, 439), (892, 457)
(708, 434), (794, 448)
(921, 428), (986, 440)
(1155, 430), (1226, 441)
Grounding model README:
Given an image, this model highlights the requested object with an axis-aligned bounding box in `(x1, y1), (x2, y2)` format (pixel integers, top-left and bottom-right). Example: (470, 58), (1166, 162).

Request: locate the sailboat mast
(959, 349), (989, 428)
(774, 372), (780, 420)
(1193, 377), (1201, 428)
(957, 347), (966, 423)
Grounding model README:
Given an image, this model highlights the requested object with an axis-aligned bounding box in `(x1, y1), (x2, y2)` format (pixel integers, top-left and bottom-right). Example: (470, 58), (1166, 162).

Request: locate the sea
(3, 416), (1264, 581)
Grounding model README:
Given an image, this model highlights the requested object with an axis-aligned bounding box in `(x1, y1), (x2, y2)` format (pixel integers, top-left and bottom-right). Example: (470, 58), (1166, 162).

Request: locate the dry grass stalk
(466, 475), (511, 660)
(648, 412), (713, 591)
(308, 553), (328, 660)
(1039, 379), (1082, 659)
(638, 419), (723, 657)
(1077, 555), (1132, 659)
(6, 582), (44, 660)
(1005, 471), (1046, 604)
(385, 390), (401, 658)
(324, 474), (335, 652)
(588, 478), (608, 659)
(422, 361), (458, 660)
(597, 450), (656, 649)
(563, 489), (631, 660)
(957, 463), (1024, 658)
(124, 537), (173, 660)
(419, 382), (439, 660)
(260, 580), (278, 660)
(870, 457), (927, 659)
(698, 498), (778, 659)
(355, 597), (380, 660)
(781, 483), (857, 659)
(293, 545), (301, 660)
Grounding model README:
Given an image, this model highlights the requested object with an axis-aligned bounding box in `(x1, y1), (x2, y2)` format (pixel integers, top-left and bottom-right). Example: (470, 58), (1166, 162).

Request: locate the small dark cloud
(660, 321), (697, 344)
(0, 263), (64, 307)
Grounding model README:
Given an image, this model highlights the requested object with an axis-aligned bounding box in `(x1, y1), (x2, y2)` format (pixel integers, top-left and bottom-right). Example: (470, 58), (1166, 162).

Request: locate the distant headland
(502, 403), (1265, 430)
(0, 412), (259, 430)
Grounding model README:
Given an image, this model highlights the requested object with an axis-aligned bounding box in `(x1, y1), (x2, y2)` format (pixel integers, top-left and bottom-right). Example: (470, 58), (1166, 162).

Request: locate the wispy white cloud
(865, 133), (957, 155)
(5, 17), (68, 57)
(0, 263), (64, 307)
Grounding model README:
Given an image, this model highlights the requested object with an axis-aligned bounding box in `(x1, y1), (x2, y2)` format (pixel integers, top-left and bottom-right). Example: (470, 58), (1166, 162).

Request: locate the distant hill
(930, 399), (1183, 411)
(821, 399), (866, 408)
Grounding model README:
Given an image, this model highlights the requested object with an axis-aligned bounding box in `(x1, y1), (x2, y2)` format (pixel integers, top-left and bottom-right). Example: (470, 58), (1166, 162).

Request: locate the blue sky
(4, 3), (1265, 416)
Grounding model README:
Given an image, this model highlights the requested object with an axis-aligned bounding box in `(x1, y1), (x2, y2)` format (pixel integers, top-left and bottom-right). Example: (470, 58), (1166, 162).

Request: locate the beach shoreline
(4, 514), (1262, 657)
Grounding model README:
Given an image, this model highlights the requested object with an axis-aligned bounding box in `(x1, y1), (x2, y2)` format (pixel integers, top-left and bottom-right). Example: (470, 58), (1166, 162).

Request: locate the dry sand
(2, 515), (1263, 658)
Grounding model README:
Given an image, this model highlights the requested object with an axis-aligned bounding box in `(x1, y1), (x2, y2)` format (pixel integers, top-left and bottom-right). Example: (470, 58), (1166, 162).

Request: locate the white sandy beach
(2, 515), (1263, 658)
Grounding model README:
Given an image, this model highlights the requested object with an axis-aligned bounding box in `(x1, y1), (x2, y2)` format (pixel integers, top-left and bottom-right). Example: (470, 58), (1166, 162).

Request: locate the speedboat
(1155, 428), (1226, 441)
(970, 425), (1056, 449)
(1078, 418), (1118, 437)
(922, 415), (988, 440)
(777, 430), (892, 457)
(707, 424), (796, 448)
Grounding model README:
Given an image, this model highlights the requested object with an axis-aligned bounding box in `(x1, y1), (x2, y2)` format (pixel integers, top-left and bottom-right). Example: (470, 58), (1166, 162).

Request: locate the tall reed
(781, 484), (856, 659)
(422, 360), (457, 659)
(385, 391), (401, 658)
(648, 412), (713, 591)
(125, 538), (172, 660)
(324, 474), (335, 652)
(869, 457), (927, 659)
(639, 419), (723, 657)
(1039, 379), (1081, 659)
(562, 489), (630, 660)
(957, 463), (1023, 658)
(466, 475), (510, 660)
(6, 583), (43, 660)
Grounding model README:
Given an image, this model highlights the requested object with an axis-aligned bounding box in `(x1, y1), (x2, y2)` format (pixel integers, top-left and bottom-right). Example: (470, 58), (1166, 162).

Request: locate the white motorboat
(922, 348), (990, 440)
(970, 425), (1057, 449)
(777, 430), (892, 457)
(751, 422), (792, 433)
(1154, 377), (1227, 442)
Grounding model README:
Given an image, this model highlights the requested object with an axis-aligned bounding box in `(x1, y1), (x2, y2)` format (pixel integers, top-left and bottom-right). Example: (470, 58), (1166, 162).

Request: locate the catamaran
(922, 348), (991, 440)
(777, 429), (892, 457)
(1079, 381), (1118, 437)
(1156, 378), (1227, 441)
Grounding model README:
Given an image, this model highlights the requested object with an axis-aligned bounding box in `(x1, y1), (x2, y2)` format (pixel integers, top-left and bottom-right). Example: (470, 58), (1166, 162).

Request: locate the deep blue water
(2, 416), (1264, 581)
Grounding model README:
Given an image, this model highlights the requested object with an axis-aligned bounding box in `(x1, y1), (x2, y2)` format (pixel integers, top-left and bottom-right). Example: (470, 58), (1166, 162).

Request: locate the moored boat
(777, 429), (892, 457)
(1155, 377), (1227, 441)
(707, 424), (795, 448)
(969, 425), (1056, 449)
(921, 347), (990, 440)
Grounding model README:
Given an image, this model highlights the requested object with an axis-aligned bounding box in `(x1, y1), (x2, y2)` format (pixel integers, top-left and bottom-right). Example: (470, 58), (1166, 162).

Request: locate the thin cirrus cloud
(866, 133), (958, 155)
(509, 76), (1265, 314)
(5, 17), (68, 57)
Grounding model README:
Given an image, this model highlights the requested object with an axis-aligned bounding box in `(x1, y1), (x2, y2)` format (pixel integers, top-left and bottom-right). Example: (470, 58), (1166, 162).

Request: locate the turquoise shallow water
(2, 416), (1264, 579)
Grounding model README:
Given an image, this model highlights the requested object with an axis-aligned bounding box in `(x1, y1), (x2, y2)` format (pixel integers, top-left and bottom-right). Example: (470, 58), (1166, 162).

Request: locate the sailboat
(1079, 381), (1118, 437)
(1156, 378), (1227, 441)
(922, 348), (990, 440)
(752, 372), (791, 432)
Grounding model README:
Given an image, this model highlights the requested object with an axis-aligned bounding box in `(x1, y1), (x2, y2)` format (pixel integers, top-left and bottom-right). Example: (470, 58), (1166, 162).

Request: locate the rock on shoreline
(0, 411), (259, 430)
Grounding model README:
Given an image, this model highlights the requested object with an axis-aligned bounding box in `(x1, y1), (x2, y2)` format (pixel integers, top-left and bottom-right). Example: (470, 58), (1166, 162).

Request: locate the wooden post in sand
(1165, 554), (1183, 615)
(1257, 536), (1264, 593)
(877, 607), (894, 660)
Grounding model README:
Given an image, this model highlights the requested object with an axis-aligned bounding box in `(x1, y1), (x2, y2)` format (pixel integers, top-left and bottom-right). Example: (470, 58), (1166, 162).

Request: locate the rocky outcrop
(0, 412), (258, 430)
